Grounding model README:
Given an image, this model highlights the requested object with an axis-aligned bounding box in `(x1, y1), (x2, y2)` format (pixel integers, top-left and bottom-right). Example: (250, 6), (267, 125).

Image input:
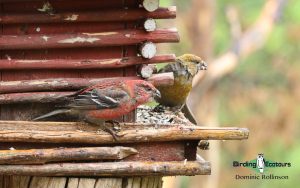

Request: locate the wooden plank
(0, 121), (249, 144)
(0, 160), (211, 177)
(10, 176), (31, 188)
(29, 177), (51, 188)
(94, 178), (122, 188)
(0, 29), (179, 50)
(0, 73), (174, 96)
(0, 7), (176, 24)
(0, 147), (138, 164)
(47, 178), (67, 188)
(77, 179), (96, 188)
(0, 92), (74, 104)
(29, 177), (66, 188)
(0, 54), (176, 70)
(2, 1), (124, 12)
(66, 178), (79, 188)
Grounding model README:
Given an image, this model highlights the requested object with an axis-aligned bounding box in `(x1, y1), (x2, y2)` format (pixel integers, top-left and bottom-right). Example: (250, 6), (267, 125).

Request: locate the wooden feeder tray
(0, 120), (249, 177)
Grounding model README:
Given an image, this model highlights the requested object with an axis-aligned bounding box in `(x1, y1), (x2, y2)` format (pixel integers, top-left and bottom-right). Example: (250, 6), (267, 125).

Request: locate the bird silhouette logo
(256, 154), (266, 173)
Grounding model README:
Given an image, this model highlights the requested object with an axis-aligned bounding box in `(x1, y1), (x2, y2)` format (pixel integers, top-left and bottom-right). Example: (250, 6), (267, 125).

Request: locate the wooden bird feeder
(0, 0), (249, 187)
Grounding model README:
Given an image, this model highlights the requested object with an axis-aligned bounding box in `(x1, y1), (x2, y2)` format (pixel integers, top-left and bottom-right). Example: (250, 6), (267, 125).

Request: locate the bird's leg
(106, 120), (121, 132)
(172, 104), (185, 115)
(84, 117), (120, 141)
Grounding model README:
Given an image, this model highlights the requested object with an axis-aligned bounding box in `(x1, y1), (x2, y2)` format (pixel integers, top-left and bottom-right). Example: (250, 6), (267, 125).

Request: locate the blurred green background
(159, 0), (300, 187)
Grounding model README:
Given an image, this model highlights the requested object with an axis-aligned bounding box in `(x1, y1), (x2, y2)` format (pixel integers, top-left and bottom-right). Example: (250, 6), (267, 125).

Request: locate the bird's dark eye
(145, 86), (152, 91)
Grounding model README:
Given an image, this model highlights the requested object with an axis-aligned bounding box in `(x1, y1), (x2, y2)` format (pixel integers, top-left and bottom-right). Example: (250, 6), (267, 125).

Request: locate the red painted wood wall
(0, 0), (140, 121)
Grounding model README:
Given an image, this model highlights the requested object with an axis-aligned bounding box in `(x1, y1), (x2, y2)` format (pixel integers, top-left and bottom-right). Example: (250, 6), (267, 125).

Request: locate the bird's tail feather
(33, 109), (70, 121)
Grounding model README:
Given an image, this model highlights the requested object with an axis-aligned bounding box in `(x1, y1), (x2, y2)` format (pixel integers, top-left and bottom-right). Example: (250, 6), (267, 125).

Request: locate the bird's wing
(158, 59), (189, 76)
(68, 88), (129, 110)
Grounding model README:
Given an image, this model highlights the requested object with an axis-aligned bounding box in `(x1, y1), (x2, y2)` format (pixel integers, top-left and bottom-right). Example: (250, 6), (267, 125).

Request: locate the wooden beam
(0, 7), (176, 24)
(0, 121), (250, 144)
(147, 72), (174, 87)
(0, 73), (174, 95)
(0, 147), (138, 165)
(0, 54), (175, 70)
(0, 160), (211, 176)
(0, 29), (179, 50)
(0, 92), (74, 104)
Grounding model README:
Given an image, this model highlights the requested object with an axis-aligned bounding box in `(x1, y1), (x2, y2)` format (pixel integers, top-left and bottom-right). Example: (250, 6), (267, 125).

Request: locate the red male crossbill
(155, 54), (207, 124)
(34, 79), (161, 140)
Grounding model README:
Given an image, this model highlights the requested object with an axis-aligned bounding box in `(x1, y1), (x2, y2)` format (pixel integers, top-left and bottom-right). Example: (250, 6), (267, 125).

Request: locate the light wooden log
(0, 160), (211, 176)
(0, 29), (179, 50)
(0, 147), (138, 165)
(142, 0), (160, 12)
(0, 121), (249, 144)
(0, 54), (175, 70)
(139, 42), (157, 59)
(144, 18), (157, 32)
(0, 7), (176, 24)
(138, 64), (157, 79)
(0, 73), (174, 95)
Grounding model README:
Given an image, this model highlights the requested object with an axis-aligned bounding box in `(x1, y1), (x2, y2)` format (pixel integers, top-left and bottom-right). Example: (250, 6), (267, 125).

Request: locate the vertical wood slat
(66, 178), (79, 188)
(94, 178), (123, 188)
(77, 178), (96, 188)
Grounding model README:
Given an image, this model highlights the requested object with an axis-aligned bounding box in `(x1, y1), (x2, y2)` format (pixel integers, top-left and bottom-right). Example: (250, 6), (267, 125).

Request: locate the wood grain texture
(0, 29), (179, 50)
(0, 141), (186, 162)
(5, 176), (31, 188)
(0, 54), (176, 70)
(0, 147), (138, 164)
(77, 178), (96, 188)
(0, 92), (74, 104)
(66, 178), (79, 188)
(94, 178), (122, 188)
(0, 121), (250, 144)
(0, 73), (174, 95)
(0, 160), (211, 177)
(29, 177), (67, 188)
(0, 7), (176, 24)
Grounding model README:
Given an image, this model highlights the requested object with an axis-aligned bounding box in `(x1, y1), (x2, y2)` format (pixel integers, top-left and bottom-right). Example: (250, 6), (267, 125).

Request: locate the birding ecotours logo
(233, 153), (291, 174)
(233, 154), (291, 180)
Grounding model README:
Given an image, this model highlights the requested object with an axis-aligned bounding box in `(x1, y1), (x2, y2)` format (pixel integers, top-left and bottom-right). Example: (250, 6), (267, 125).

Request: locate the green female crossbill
(156, 54), (207, 107)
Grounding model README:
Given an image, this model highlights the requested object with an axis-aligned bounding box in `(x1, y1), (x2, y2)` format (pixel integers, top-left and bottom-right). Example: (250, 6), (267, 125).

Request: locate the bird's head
(125, 80), (161, 104)
(178, 54), (207, 77)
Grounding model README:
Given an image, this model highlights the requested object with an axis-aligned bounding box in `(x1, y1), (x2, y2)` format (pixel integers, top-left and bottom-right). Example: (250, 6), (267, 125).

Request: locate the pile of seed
(136, 105), (191, 125)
